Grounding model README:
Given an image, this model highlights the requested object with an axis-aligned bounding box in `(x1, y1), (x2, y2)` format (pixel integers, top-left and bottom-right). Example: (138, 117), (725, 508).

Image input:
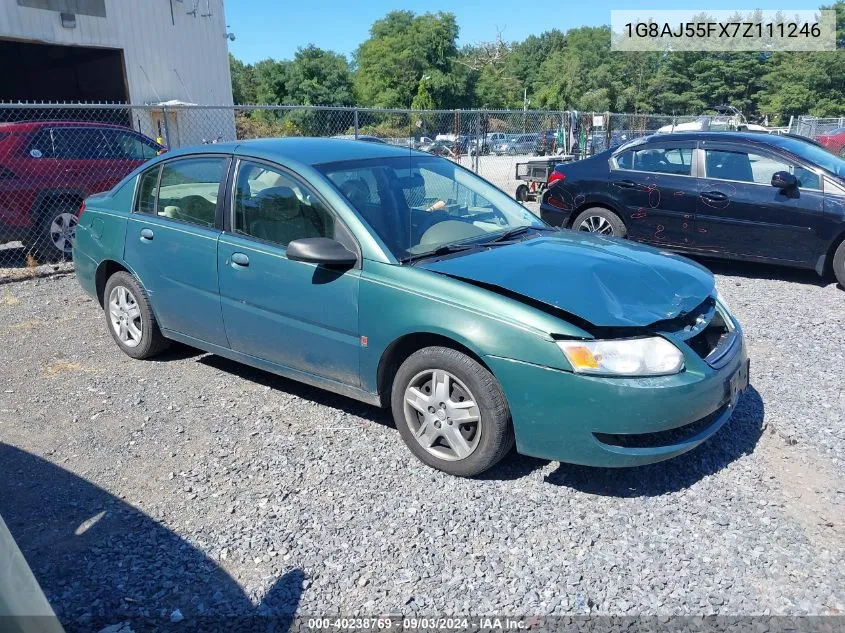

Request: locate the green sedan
(73, 138), (749, 477)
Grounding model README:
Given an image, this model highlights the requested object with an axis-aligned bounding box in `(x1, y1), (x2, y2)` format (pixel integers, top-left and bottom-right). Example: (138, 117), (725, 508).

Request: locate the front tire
(833, 240), (845, 288)
(103, 271), (170, 359)
(391, 347), (514, 477)
(572, 207), (627, 238)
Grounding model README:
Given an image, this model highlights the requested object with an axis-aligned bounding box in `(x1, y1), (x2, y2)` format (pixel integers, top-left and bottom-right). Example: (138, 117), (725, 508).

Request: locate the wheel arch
(95, 260), (130, 307)
(376, 332), (494, 408)
(33, 188), (87, 220)
(822, 229), (845, 276)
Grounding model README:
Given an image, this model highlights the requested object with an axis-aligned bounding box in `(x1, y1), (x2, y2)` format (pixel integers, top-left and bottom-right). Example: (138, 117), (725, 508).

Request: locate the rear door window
(154, 157), (227, 227)
(50, 127), (112, 159)
(615, 146), (693, 176)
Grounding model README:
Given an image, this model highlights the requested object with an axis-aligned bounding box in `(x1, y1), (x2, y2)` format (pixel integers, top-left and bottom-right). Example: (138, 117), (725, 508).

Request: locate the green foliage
(230, 2), (845, 120)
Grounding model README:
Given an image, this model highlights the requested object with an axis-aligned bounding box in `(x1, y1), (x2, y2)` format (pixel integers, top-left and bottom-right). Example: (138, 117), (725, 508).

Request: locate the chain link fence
(0, 102), (808, 270)
(788, 115), (845, 155)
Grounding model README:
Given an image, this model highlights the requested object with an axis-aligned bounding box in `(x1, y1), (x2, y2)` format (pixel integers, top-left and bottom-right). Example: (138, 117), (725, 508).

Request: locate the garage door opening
(0, 39), (129, 124)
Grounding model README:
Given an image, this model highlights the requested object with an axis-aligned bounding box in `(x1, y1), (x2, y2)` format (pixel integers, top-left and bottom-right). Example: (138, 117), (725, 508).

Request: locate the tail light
(77, 200), (86, 217)
(548, 170), (566, 186)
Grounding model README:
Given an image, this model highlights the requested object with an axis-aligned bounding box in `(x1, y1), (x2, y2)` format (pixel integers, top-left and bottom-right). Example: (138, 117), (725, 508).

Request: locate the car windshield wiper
(400, 242), (481, 264)
(482, 225), (557, 244)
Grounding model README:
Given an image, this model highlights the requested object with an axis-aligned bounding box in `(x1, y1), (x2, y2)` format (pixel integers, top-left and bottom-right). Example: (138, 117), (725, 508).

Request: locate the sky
(225, 0), (824, 63)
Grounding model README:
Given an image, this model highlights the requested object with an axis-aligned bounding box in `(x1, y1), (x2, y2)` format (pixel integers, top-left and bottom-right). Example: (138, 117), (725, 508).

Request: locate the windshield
(317, 155), (546, 261)
(765, 135), (845, 178)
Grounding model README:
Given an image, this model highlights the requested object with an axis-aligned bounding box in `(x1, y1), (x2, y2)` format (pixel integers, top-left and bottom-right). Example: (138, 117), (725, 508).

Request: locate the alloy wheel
(403, 369), (481, 461)
(49, 212), (79, 254)
(578, 215), (614, 235)
(108, 285), (143, 348)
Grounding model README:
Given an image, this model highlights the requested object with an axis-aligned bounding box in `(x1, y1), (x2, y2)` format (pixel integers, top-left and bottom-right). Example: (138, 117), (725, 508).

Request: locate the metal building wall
(0, 0), (234, 106)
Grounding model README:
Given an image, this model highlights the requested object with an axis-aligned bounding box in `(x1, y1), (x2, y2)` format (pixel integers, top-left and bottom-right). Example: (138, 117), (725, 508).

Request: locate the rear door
(123, 155), (230, 347)
(695, 140), (828, 264)
(609, 139), (698, 246)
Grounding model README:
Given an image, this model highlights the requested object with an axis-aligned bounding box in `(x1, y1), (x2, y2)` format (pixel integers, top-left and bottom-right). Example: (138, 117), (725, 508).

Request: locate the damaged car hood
(418, 232), (715, 327)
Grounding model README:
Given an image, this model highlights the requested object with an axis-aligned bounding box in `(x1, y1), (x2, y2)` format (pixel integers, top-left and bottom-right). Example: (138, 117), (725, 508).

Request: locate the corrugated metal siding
(0, 0), (233, 105)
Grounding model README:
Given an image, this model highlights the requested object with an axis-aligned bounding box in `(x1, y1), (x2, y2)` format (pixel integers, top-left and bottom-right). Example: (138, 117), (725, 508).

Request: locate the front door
(695, 141), (828, 264)
(123, 155), (230, 347)
(610, 140), (698, 246)
(217, 158), (361, 386)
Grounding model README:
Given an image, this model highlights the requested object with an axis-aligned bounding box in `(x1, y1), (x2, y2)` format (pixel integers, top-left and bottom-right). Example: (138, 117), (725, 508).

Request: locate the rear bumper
(539, 203), (573, 228)
(485, 335), (748, 467)
(72, 237), (98, 300)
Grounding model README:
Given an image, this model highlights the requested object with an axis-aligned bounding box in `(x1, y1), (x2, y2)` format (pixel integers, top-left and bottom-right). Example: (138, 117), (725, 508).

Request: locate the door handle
(139, 228), (154, 241)
(613, 179), (636, 189)
(230, 252), (250, 268)
(700, 191), (727, 201)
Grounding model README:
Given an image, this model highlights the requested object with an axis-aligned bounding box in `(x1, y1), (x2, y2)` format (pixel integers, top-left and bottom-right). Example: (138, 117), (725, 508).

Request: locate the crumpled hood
(419, 232), (715, 327)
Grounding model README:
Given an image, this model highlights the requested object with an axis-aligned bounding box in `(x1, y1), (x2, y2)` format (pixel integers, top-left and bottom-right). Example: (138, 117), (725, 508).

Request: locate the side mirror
(771, 171), (797, 189)
(286, 237), (357, 268)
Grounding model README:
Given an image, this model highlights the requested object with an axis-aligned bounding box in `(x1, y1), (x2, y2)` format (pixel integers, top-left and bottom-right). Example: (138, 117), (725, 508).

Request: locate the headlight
(557, 336), (685, 376)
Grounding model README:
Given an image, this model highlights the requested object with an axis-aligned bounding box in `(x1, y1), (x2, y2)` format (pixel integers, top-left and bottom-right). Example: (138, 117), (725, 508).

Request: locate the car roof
(635, 131), (778, 144)
(0, 120), (142, 132)
(150, 137), (427, 165)
(233, 137), (425, 165)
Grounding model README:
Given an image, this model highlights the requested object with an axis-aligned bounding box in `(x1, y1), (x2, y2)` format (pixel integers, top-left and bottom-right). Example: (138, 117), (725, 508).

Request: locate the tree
(353, 11), (461, 108)
(757, 2), (845, 121)
(229, 54), (256, 104)
(285, 45), (354, 106)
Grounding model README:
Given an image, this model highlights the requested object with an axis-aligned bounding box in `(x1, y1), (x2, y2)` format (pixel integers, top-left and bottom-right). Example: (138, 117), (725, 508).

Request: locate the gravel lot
(1, 261), (844, 630)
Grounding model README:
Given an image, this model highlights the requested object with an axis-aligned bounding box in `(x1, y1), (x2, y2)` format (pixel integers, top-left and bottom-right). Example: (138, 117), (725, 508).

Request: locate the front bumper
(485, 334), (748, 467)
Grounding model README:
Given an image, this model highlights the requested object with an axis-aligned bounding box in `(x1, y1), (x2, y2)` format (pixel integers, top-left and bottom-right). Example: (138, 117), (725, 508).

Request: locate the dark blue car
(540, 132), (845, 287)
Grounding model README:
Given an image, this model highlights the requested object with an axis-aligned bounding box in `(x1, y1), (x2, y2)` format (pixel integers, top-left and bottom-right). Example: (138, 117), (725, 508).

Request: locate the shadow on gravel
(0, 443), (304, 633)
(543, 386), (765, 497)
(692, 257), (834, 287)
(199, 355), (395, 428)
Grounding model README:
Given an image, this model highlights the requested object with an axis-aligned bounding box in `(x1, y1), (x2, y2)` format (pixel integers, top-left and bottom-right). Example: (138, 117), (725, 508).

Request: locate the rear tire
(572, 207), (627, 238)
(832, 240), (845, 289)
(391, 346), (514, 477)
(103, 271), (170, 359)
(32, 196), (82, 262)
(515, 184), (529, 202)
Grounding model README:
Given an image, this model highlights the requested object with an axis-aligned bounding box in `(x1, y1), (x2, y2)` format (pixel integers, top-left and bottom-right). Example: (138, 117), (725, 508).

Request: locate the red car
(817, 126), (845, 157)
(0, 121), (163, 259)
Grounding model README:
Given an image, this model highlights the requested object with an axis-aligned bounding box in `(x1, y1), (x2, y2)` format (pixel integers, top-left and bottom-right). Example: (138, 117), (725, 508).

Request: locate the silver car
(493, 133), (538, 155)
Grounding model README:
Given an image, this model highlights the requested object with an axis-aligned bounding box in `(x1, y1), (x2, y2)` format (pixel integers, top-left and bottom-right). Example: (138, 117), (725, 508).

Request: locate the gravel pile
(1, 266), (844, 630)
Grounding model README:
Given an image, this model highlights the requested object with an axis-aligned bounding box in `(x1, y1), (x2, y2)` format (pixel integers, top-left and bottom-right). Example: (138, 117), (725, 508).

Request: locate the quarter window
(154, 157), (226, 227)
(135, 167), (160, 214)
(615, 147), (692, 176)
(233, 160), (334, 246)
(704, 149), (820, 190)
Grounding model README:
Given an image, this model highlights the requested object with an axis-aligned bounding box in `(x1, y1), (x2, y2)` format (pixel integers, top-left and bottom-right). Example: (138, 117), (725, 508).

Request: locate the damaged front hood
(419, 233), (715, 327)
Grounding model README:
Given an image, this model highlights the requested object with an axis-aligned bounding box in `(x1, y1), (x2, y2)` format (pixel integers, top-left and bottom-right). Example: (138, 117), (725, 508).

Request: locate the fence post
(161, 105), (172, 149)
(473, 111), (480, 173)
(354, 108), (359, 139)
